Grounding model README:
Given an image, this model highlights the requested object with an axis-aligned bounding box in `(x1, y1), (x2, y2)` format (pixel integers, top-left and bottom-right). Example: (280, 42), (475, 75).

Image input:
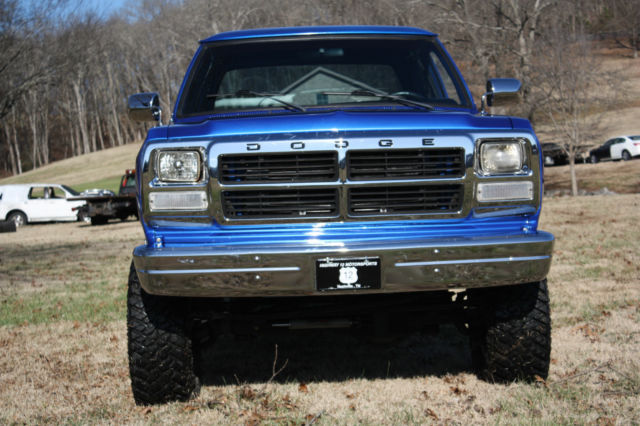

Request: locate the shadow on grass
(198, 325), (472, 385)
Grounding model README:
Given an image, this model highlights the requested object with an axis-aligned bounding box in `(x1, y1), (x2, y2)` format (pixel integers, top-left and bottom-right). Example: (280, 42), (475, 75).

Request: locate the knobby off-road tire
(469, 280), (551, 383)
(127, 262), (199, 404)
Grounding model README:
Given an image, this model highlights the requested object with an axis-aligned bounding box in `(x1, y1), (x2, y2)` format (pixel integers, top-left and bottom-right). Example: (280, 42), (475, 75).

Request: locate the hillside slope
(0, 142), (141, 187)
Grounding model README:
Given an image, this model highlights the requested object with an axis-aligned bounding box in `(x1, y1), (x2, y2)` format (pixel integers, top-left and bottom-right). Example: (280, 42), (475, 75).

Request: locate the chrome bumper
(133, 231), (554, 297)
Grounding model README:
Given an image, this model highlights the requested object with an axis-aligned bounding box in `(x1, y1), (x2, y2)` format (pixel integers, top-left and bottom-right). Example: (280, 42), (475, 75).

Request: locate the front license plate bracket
(316, 257), (381, 291)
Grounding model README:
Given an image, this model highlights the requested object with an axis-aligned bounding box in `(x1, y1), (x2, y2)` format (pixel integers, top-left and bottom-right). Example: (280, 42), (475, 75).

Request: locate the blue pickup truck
(126, 26), (554, 404)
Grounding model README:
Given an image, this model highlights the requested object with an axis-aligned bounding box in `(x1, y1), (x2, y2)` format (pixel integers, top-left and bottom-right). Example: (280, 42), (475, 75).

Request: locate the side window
(29, 187), (45, 199)
(51, 187), (66, 199)
(28, 186), (62, 199)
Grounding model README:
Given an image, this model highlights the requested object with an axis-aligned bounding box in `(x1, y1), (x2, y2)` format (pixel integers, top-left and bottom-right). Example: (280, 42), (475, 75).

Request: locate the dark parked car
(541, 142), (568, 166)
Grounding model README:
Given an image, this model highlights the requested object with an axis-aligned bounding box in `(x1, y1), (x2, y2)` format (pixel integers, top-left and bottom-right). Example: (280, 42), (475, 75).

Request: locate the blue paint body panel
(200, 26), (437, 43)
(137, 26), (546, 251)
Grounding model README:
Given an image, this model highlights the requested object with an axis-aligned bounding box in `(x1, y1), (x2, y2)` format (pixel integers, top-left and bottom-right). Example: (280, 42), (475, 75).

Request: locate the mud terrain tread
(471, 280), (551, 383)
(127, 262), (198, 404)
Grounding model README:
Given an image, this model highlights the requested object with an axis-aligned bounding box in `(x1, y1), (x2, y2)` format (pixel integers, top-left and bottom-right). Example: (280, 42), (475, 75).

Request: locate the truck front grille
(216, 146), (467, 221)
(347, 149), (464, 180)
(220, 152), (338, 183)
(222, 188), (339, 218)
(348, 184), (463, 215)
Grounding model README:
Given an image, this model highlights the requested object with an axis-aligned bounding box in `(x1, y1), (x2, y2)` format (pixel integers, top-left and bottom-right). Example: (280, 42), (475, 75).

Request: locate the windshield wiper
(206, 89), (306, 112)
(321, 89), (434, 111)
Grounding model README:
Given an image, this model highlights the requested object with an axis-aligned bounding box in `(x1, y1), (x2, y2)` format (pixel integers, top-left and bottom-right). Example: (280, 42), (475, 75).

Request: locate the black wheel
(622, 150), (631, 161)
(590, 154), (598, 164)
(78, 210), (90, 223)
(543, 155), (555, 166)
(469, 280), (551, 383)
(7, 211), (27, 228)
(127, 262), (199, 405)
(90, 215), (108, 226)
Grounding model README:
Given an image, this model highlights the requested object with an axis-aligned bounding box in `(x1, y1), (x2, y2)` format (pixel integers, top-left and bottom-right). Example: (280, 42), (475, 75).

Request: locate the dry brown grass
(1, 194), (639, 424)
(0, 142), (141, 187)
(544, 160), (640, 194)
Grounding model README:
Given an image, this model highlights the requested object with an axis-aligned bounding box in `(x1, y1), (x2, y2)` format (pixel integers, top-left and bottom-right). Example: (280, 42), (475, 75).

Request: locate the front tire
(8, 211), (27, 228)
(469, 280), (551, 383)
(590, 154), (598, 164)
(127, 262), (199, 404)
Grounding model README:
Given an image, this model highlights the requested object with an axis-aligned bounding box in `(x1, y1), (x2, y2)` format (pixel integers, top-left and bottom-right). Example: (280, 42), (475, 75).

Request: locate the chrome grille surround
(138, 133), (541, 225)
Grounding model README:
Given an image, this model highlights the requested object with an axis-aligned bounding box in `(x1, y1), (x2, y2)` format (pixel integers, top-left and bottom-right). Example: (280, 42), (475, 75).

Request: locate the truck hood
(155, 110), (518, 142)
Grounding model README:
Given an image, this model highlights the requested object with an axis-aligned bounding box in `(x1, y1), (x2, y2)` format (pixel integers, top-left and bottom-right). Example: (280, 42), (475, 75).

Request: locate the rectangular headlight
(477, 181), (533, 202)
(157, 151), (201, 182)
(479, 141), (524, 175)
(149, 191), (208, 211)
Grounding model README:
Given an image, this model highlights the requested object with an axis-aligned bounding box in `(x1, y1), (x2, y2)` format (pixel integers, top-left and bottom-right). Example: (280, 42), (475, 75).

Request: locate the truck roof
(200, 25), (436, 43)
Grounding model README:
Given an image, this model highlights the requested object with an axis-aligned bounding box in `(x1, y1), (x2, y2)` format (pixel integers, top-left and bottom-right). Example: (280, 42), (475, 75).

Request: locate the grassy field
(543, 160), (640, 194)
(1, 194), (638, 424)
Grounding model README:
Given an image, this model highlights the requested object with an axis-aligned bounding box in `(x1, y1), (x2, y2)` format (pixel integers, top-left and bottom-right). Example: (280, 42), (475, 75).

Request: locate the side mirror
(128, 92), (162, 123)
(481, 78), (521, 115)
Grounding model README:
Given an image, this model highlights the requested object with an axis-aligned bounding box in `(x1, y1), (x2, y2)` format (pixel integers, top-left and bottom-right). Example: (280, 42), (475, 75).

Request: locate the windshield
(177, 37), (471, 117)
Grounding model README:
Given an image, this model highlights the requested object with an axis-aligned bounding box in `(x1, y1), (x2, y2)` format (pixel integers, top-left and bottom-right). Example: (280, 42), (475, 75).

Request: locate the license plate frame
(316, 257), (381, 291)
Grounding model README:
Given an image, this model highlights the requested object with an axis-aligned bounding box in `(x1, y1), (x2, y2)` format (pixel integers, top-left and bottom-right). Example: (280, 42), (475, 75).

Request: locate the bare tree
(539, 31), (620, 195)
(0, 0), (633, 178)
(610, 0), (640, 59)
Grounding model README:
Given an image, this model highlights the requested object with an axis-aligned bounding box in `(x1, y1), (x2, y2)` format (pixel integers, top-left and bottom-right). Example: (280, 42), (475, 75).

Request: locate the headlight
(157, 151), (201, 182)
(479, 141), (525, 175)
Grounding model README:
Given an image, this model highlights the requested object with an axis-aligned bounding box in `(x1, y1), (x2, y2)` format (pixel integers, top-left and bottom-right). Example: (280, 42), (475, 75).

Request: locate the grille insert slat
(349, 185), (464, 215)
(222, 189), (339, 219)
(220, 152), (338, 183)
(348, 149), (464, 180)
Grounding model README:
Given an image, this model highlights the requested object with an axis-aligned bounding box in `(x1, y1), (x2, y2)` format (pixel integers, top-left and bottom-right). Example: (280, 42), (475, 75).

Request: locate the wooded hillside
(1, 0), (638, 177)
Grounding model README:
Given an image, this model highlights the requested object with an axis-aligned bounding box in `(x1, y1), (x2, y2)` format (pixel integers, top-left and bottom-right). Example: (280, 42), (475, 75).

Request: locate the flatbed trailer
(70, 170), (137, 225)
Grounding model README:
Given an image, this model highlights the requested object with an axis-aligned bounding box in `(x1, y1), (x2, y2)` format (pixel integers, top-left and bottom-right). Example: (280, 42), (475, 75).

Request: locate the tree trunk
(95, 113), (105, 150)
(2, 125), (17, 175)
(569, 156), (578, 196)
(11, 110), (22, 174)
(73, 79), (91, 154)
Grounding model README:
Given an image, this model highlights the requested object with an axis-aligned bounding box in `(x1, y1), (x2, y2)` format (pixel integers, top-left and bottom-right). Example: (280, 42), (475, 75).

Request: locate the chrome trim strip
(395, 255), (549, 267)
(145, 266), (301, 274)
